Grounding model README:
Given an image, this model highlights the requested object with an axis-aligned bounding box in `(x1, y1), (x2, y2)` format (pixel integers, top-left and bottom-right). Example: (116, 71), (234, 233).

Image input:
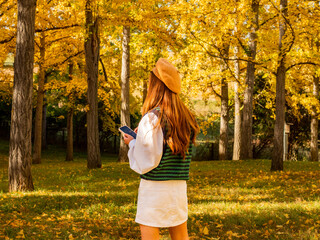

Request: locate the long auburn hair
(142, 72), (199, 159)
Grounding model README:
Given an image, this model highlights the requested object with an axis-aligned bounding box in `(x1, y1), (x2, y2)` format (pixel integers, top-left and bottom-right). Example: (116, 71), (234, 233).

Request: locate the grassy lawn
(1, 141), (320, 239)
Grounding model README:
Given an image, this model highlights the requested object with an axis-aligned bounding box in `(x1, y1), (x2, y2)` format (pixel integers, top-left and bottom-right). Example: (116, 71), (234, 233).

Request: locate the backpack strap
(149, 106), (161, 117)
(148, 107), (168, 145)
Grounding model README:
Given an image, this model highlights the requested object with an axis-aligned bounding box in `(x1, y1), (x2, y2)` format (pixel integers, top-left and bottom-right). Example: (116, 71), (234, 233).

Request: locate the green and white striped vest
(140, 108), (192, 181)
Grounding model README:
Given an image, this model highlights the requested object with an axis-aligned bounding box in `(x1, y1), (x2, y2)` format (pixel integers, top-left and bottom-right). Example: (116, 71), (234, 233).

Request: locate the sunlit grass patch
(1, 145), (320, 239)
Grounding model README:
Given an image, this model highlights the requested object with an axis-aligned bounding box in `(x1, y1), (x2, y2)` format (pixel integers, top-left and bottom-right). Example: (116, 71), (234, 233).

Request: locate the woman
(123, 58), (199, 240)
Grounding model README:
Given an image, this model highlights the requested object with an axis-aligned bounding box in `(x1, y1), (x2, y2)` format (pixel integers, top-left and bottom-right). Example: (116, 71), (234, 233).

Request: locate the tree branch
(45, 51), (84, 77)
(47, 36), (71, 45)
(35, 24), (80, 33)
(55, 51), (84, 67)
(269, 0), (295, 60)
(0, 0), (9, 8)
(99, 58), (108, 82)
(0, 35), (14, 44)
(260, 14), (278, 27)
(236, 36), (248, 55)
(209, 82), (222, 99)
(189, 30), (261, 64)
(286, 62), (318, 72)
(0, 2), (15, 18)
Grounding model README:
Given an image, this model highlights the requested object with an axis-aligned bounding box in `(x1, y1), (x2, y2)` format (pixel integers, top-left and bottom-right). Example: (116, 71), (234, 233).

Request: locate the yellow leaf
(216, 223), (223, 228)
(203, 226), (209, 235)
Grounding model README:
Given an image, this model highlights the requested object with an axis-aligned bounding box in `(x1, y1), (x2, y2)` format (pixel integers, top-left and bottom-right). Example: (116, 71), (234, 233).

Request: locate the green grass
(1, 141), (320, 239)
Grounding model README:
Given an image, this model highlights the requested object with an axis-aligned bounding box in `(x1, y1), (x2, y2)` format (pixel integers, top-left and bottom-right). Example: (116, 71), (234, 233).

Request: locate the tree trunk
(118, 26), (131, 163)
(114, 135), (117, 154)
(219, 42), (229, 160)
(240, 0), (259, 160)
(42, 96), (47, 150)
(311, 76), (319, 162)
(33, 32), (46, 164)
(9, 0), (36, 192)
(66, 108), (74, 161)
(85, 0), (101, 169)
(66, 63), (74, 162)
(233, 45), (241, 160)
(271, 0), (288, 171)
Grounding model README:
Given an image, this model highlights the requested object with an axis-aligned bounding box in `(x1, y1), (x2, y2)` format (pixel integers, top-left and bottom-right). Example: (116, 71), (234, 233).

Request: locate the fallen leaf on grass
(203, 226), (209, 235)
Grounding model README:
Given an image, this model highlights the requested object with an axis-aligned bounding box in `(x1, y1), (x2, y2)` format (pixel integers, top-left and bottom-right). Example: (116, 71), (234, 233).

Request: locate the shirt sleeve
(127, 112), (164, 174)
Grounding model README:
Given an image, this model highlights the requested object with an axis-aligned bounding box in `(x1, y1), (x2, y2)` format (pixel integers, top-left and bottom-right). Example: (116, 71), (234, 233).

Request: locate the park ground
(1, 141), (320, 239)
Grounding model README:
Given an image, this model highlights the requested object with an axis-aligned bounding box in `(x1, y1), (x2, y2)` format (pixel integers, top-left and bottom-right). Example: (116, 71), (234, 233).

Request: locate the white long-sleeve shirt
(128, 112), (164, 174)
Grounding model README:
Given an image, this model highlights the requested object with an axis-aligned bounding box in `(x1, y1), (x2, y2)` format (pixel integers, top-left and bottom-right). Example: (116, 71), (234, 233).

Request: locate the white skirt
(135, 179), (188, 228)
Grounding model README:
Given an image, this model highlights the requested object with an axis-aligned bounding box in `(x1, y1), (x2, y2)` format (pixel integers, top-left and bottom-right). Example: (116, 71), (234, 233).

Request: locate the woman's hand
(134, 127), (138, 133)
(123, 133), (134, 145)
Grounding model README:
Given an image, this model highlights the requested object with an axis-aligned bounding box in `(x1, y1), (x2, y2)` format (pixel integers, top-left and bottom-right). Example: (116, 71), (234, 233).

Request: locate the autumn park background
(1, 0), (320, 239)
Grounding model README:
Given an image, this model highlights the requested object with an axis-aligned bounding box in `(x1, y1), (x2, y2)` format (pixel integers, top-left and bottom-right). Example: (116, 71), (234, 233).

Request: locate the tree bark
(33, 32), (46, 164)
(66, 108), (74, 161)
(271, 0), (288, 171)
(233, 45), (241, 160)
(219, 42), (230, 160)
(66, 63), (74, 162)
(118, 26), (131, 163)
(42, 96), (47, 150)
(85, 0), (101, 169)
(9, 0), (36, 192)
(240, 0), (259, 160)
(311, 76), (319, 162)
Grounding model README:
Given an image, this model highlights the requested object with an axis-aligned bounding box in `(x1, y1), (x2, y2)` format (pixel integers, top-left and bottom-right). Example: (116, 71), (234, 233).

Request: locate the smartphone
(119, 125), (137, 139)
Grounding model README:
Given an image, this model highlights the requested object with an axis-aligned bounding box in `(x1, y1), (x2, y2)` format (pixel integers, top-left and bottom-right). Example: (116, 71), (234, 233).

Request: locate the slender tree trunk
(271, 0), (288, 171)
(85, 0), (101, 169)
(219, 43), (230, 160)
(33, 32), (46, 164)
(240, 0), (259, 160)
(119, 26), (131, 163)
(311, 76), (319, 162)
(42, 93), (47, 150)
(66, 108), (74, 161)
(232, 2), (241, 160)
(219, 78), (229, 160)
(66, 63), (74, 162)
(9, 0), (36, 192)
(114, 135), (117, 154)
(233, 45), (241, 160)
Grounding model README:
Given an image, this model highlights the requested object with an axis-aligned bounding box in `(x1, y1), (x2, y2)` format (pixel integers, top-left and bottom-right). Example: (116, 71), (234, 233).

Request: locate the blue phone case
(119, 126), (137, 139)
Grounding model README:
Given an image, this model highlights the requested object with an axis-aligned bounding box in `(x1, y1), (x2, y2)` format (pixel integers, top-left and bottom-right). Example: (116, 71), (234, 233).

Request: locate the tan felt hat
(152, 58), (181, 94)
